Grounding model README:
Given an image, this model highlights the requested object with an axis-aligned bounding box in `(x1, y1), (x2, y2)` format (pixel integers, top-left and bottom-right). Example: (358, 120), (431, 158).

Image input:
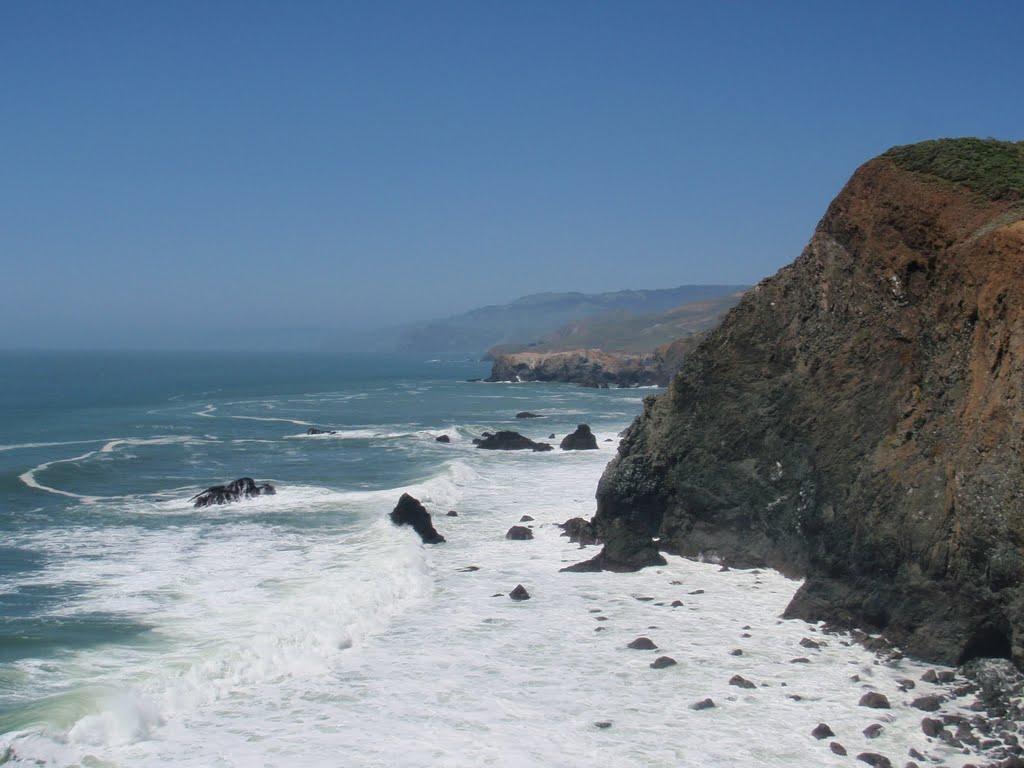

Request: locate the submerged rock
(389, 493), (445, 544)
(475, 431), (553, 452)
(306, 427), (335, 435)
(505, 526), (533, 540)
(560, 424), (598, 451)
(516, 411), (542, 419)
(691, 698), (715, 710)
(650, 655), (677, 669)
(627, 637), (657, 650)
(435, 434), (451, 443)
(191, 477), (276, 508)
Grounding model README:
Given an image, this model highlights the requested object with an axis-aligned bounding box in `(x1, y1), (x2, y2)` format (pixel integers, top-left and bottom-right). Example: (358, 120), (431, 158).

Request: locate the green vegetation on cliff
(884, 137), (1024, 201)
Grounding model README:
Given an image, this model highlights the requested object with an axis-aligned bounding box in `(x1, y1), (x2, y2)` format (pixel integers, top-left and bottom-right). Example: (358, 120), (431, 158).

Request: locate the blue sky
(3, 1), (1022, 348)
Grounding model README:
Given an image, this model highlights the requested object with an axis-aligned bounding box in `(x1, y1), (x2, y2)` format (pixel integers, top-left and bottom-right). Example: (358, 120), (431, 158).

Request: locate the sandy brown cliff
(582, 138), (1024, 666)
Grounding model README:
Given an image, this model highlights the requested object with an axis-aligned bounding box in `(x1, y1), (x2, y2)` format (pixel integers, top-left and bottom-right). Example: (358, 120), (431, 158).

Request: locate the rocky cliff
(584, 138), (1024, 667)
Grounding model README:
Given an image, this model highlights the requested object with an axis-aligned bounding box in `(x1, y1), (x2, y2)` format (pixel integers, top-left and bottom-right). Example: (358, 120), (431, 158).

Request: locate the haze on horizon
(3, 1), (1022, 350)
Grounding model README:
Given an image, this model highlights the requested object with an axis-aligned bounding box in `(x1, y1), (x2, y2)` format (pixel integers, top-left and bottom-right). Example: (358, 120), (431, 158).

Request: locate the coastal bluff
(582, 138), (1024, 667)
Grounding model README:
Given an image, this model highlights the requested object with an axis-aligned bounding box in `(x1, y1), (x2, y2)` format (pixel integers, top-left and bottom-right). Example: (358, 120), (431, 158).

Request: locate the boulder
(921, 717), (944, 737)
(446, 510), (458, 517)
(650, 656), (677, 669)
(306, 427), (335, 435)
(858, 692), (890, 709)
(560, 424), (598, 451)
(561, 517), (666, 572)
(520, 515), (535, 522)
(691, 698), (715, 710)
(510, 584), (530, 601)
(389, 493), (446, 544)
(191, 477), (276, 508)
(506, 526), (534, 540)
(911, 695), (943, 712)
(855, 753), (892, 768)
(435, 434), (451, 443)
(812, 723), (834, 740)
(627, 637), (657, 650)
(475, 431), (553, 452)
(516, 411), (542, 419)
(729, 675), (756, 689)
(557, 517), (599, 546)
(830, 743), (847, 756)
(862, 724), (883, 739)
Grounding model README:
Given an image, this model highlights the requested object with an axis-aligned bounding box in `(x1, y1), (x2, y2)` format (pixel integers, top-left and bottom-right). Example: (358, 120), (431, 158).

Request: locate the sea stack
(389, 493), (446, 544)
(578, 139), (1024, 666)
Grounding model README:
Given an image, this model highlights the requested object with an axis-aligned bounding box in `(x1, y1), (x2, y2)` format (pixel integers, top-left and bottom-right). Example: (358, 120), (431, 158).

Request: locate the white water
(1, 431), (992, 767)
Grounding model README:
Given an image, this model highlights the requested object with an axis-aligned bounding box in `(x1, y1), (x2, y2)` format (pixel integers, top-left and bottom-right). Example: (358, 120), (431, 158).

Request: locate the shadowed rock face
(475, 431), (553, 452)
(192, 477), (275, 507)
(560, 424), (598, 451)
(586, 139), (1024, 666)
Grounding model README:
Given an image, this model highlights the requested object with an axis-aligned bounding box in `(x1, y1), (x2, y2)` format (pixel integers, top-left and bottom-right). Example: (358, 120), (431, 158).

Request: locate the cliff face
(589, 139), (1024, 666)
(486, 348), (667, 387)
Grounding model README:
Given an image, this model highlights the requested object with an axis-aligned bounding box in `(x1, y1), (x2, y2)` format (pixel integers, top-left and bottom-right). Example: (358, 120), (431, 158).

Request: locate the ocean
(0, 352), (982, 767)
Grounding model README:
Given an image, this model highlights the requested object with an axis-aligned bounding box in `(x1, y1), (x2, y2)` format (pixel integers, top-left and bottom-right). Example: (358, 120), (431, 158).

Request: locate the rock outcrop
(191, 477), (276, 507)
(389, 493), (445, 544)
(487, 349), (667, 388)
(582, 138), (1024, 666)
(560, 424), (598, 450)
(475, 431), (553, 452)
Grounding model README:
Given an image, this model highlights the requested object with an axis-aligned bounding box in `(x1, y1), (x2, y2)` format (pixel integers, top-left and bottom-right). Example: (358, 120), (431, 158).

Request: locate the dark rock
(191, 477), (276, 508)
(561, 516), (666, 572)
(863, 723), (884, 739)
(435, 434), (451, 443)
(520, 515), (535, 522)
(911, 695), (943, 712)
(560, 424), (599, 451)
(921, 717), (944, 737)
(858, 692), (890, 709)
(505, 526), (534, 540)
(650, 656), (677, 669)
(729, 675), (756, 689)
(627, 637), (657, 650)
(671, 600), (684, 607)
(594, 721), (612, 729)
(830, 742), (847, 756)
(689, 589), (705, 595)
(457, 566), (479, 572)
(730, 648), (743, 656)
(585, 141), (1024, 668)
(920, 669), (939, 683)
(790, 657), (811, 663)
(446, 510), (458, 517)
(812, 723), (834, 739)
(476, 431), (553, 452)
(509, 584), (530, 601)
(691, 698), (715, 710)
(389, 493), (445, 544)
(516, 412), (542, 419)
(306, 427), (335, 435)
(557, 517), (599, 546)
(548, 433), (556, 439)
(800, 637), (821, 649)
(855, 753), (892, 768)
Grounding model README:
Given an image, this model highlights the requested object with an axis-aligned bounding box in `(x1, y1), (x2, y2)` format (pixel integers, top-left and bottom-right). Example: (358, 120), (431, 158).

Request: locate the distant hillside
(397, 285), (747, 356)
(489, 291), (745, 356)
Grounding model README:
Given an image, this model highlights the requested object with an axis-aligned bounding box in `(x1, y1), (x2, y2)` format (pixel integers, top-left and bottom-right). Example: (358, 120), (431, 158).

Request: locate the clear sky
(3, 1), (1022, 349)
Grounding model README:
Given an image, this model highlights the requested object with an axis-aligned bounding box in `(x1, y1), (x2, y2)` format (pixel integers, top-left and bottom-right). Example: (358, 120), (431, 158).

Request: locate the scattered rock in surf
(446, 510), (458, 516)
(604, 438), (613, 442)
(921, 717), (944, 737)
(548, 433), (556, 439)
(650, 656), (677, 669)
(729, 675), (756, 689)
(790, 657), (810, 663)
(191, 477), (276, 508)
(689, 589), (704, 594)
(557, 517), (598, 546)
(911, 694), (943, 712)
(691, 698), (715, 710)
(457, 566), (479, 572)
(799, 637), (821, 649)
(509, 584), (530, 601)
(516, 411), (542, 419)
(593, 721), (612, 729)
(559, 424), (598, 450)
(306, 427), (335, 435)
(858, 692), (890, 709)
(627, 637), (657, 650)
(435, 434), (451, 443)
(830, 742), (847, 756)
(863, 723), (883, 739)
(505, 525), (533, 540)
(519, 514), (534, 522)
(730, 648), (743, 656)
(855, 753), (892, 768)
(811, 723), (834, 740)
(897, 678), (916, 691)
(476, 431), (553, 452)
(389, 493), (445, 544)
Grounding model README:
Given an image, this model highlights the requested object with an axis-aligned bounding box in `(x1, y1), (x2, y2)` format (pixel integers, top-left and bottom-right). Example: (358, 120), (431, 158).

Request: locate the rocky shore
(574, 138), (1024, 670)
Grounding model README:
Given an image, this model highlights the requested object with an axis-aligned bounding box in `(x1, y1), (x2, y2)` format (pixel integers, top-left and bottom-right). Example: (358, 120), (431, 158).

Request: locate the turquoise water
(0, 351), (648, 763)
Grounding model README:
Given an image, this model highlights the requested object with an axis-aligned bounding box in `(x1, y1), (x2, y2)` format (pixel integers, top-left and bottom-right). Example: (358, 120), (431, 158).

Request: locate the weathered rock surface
(191, 477), (275, 508)
(509, 584), (531, 601)
(581, 138), (1024, 666)
(435, 434), (451, 443)
(486, 348), (672, 388)
(557, 517), (599, 546)
(475, 431), (553, 452)
(389, 493), (445, 544)
(560, 424), (599, 451)
(505, 525), (534, 540)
